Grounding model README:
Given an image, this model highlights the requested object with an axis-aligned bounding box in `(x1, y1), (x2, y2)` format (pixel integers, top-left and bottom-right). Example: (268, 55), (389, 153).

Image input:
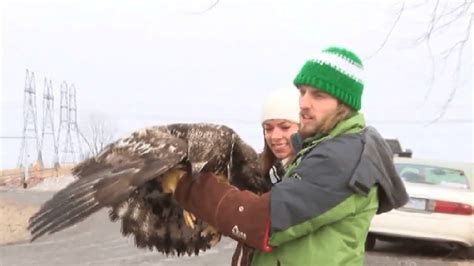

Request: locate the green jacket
(252, 113), (390, 266)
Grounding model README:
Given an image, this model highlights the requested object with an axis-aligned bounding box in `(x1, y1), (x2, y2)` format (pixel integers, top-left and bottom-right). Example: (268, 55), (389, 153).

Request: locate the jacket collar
(302, 112), (366, 148)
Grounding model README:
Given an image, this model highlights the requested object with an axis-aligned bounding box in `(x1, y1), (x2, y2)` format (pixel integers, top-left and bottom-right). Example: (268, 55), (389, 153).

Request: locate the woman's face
(263, 119), (299, 160)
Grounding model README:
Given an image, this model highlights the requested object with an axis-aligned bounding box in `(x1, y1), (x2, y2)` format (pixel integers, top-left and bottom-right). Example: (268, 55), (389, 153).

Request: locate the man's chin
(299, 125), (317, 139)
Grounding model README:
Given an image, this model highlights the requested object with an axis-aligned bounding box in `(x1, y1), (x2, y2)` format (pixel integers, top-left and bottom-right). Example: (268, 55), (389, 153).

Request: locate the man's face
(298, 85), (339, 137)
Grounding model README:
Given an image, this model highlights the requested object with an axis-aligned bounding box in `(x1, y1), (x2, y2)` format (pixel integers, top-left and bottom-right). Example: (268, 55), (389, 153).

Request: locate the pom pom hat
(293, 47), (364, 111)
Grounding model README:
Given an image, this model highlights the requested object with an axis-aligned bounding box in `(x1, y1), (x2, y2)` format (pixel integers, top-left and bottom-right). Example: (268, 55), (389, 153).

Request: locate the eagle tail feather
(28, 168), (138, 241)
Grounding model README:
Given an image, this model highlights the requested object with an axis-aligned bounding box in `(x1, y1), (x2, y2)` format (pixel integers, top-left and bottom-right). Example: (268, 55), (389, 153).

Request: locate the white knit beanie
(261, 88), (300, 124)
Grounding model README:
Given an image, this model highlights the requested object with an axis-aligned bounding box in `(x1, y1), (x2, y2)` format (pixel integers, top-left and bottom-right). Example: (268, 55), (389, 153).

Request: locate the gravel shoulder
(0, 176), (75, 244)
(0, 200), (38, 244)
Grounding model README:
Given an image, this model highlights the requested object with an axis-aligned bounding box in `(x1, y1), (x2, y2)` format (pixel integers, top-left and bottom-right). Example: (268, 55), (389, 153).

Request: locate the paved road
(1, 188), (472, 266)
(0, 209), (237, 266)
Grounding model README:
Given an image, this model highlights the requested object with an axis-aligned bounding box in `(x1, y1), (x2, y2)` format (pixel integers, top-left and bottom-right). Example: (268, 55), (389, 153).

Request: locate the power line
(1, 136), (36, 139)
(368, 119), (473, 124)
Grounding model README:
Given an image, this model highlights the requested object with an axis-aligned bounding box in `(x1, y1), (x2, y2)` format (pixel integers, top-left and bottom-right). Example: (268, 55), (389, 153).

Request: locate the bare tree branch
(422, 41), (436, 104)
(414, 0), (440, 44)
(366, 1), (406, 60)
(432, 1), (471, 34)
(374, 0), (471, 122)
(427, 13), (473, 125)
(440, 36), (470, 60)
(185, 0), (220, 15)
(417, 0), (472, 110)
(82, 114), (117, 156)
(436, 0), (470, 20)
(416, 0), (440, 105)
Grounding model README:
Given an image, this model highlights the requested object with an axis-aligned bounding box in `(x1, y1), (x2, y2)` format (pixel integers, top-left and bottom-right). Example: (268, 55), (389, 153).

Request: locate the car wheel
(365, 233), (376, 251)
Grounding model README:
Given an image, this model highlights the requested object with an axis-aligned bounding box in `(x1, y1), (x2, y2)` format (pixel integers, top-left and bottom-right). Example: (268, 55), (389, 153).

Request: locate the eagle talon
(162, 169), (187, 194)
(201, 225), (221, 246)
(183, 210), (196, 229)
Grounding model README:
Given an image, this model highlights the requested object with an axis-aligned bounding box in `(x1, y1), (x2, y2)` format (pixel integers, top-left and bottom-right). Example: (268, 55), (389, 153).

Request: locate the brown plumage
(28, 123), (271, 256)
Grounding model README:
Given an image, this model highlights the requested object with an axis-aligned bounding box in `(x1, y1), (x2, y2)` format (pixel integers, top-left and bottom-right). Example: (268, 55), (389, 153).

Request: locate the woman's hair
(260, 132), (278, 181)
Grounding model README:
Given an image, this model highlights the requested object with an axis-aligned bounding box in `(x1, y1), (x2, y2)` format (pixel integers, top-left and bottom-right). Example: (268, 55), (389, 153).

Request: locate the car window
(395, 163), (470, 190)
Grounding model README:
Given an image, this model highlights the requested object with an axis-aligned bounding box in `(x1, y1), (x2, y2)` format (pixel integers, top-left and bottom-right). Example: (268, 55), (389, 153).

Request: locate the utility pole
(57, 81), (74, 164)
(68, 84), (84, 161)
(57, 82), (83, 164)
(17, 69), (40, 186)
(39, 78), (58, 168)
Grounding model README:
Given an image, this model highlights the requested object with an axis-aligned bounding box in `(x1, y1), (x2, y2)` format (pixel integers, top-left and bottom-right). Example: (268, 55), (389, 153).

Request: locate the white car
(367, 157), (474, 251)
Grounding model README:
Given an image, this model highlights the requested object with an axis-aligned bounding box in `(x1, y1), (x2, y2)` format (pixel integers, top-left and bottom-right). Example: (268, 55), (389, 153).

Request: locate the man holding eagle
(172, 46), (408, 265)
(28, 46), (407, 266)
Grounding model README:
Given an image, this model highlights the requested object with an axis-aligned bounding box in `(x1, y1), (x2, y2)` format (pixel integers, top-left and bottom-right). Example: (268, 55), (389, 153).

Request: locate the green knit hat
(293, 46), (364, 110)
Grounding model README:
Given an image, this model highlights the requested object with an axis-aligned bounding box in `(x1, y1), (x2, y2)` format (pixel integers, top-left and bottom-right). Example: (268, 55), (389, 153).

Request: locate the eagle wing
(28, 127), (187, 241)
(229, 135), (272, 194)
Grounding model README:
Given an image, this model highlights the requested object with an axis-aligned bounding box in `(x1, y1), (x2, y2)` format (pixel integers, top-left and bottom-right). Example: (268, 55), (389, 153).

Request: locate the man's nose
(300, 91), (310, 110)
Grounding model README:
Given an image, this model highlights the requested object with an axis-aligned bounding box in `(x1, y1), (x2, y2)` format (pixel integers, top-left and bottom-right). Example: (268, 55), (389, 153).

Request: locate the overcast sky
(1, 0), (472, 168)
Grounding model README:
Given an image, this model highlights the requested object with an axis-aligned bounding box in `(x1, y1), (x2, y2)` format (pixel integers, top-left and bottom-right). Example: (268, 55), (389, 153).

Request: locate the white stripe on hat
(312, 51), (364, 83)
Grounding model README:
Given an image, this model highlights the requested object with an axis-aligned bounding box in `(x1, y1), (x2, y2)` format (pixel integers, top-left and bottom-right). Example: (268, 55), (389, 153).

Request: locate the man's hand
(174, 172), (273, 252)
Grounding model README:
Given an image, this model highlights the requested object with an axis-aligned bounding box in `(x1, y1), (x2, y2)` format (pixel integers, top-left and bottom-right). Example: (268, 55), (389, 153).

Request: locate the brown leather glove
(175, 172), (272, 252)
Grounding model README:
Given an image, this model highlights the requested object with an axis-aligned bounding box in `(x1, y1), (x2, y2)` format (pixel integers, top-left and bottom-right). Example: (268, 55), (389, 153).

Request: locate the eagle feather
(28, 123), (270, 256)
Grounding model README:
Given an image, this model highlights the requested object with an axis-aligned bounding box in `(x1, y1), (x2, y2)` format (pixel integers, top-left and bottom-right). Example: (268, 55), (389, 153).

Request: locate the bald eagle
(28, 123), (270, 256)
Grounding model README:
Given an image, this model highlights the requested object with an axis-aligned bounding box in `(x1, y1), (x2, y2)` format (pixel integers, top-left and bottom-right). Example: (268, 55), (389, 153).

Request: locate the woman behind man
(260, 87), (300, 185)
(232, 87), (300, 266)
